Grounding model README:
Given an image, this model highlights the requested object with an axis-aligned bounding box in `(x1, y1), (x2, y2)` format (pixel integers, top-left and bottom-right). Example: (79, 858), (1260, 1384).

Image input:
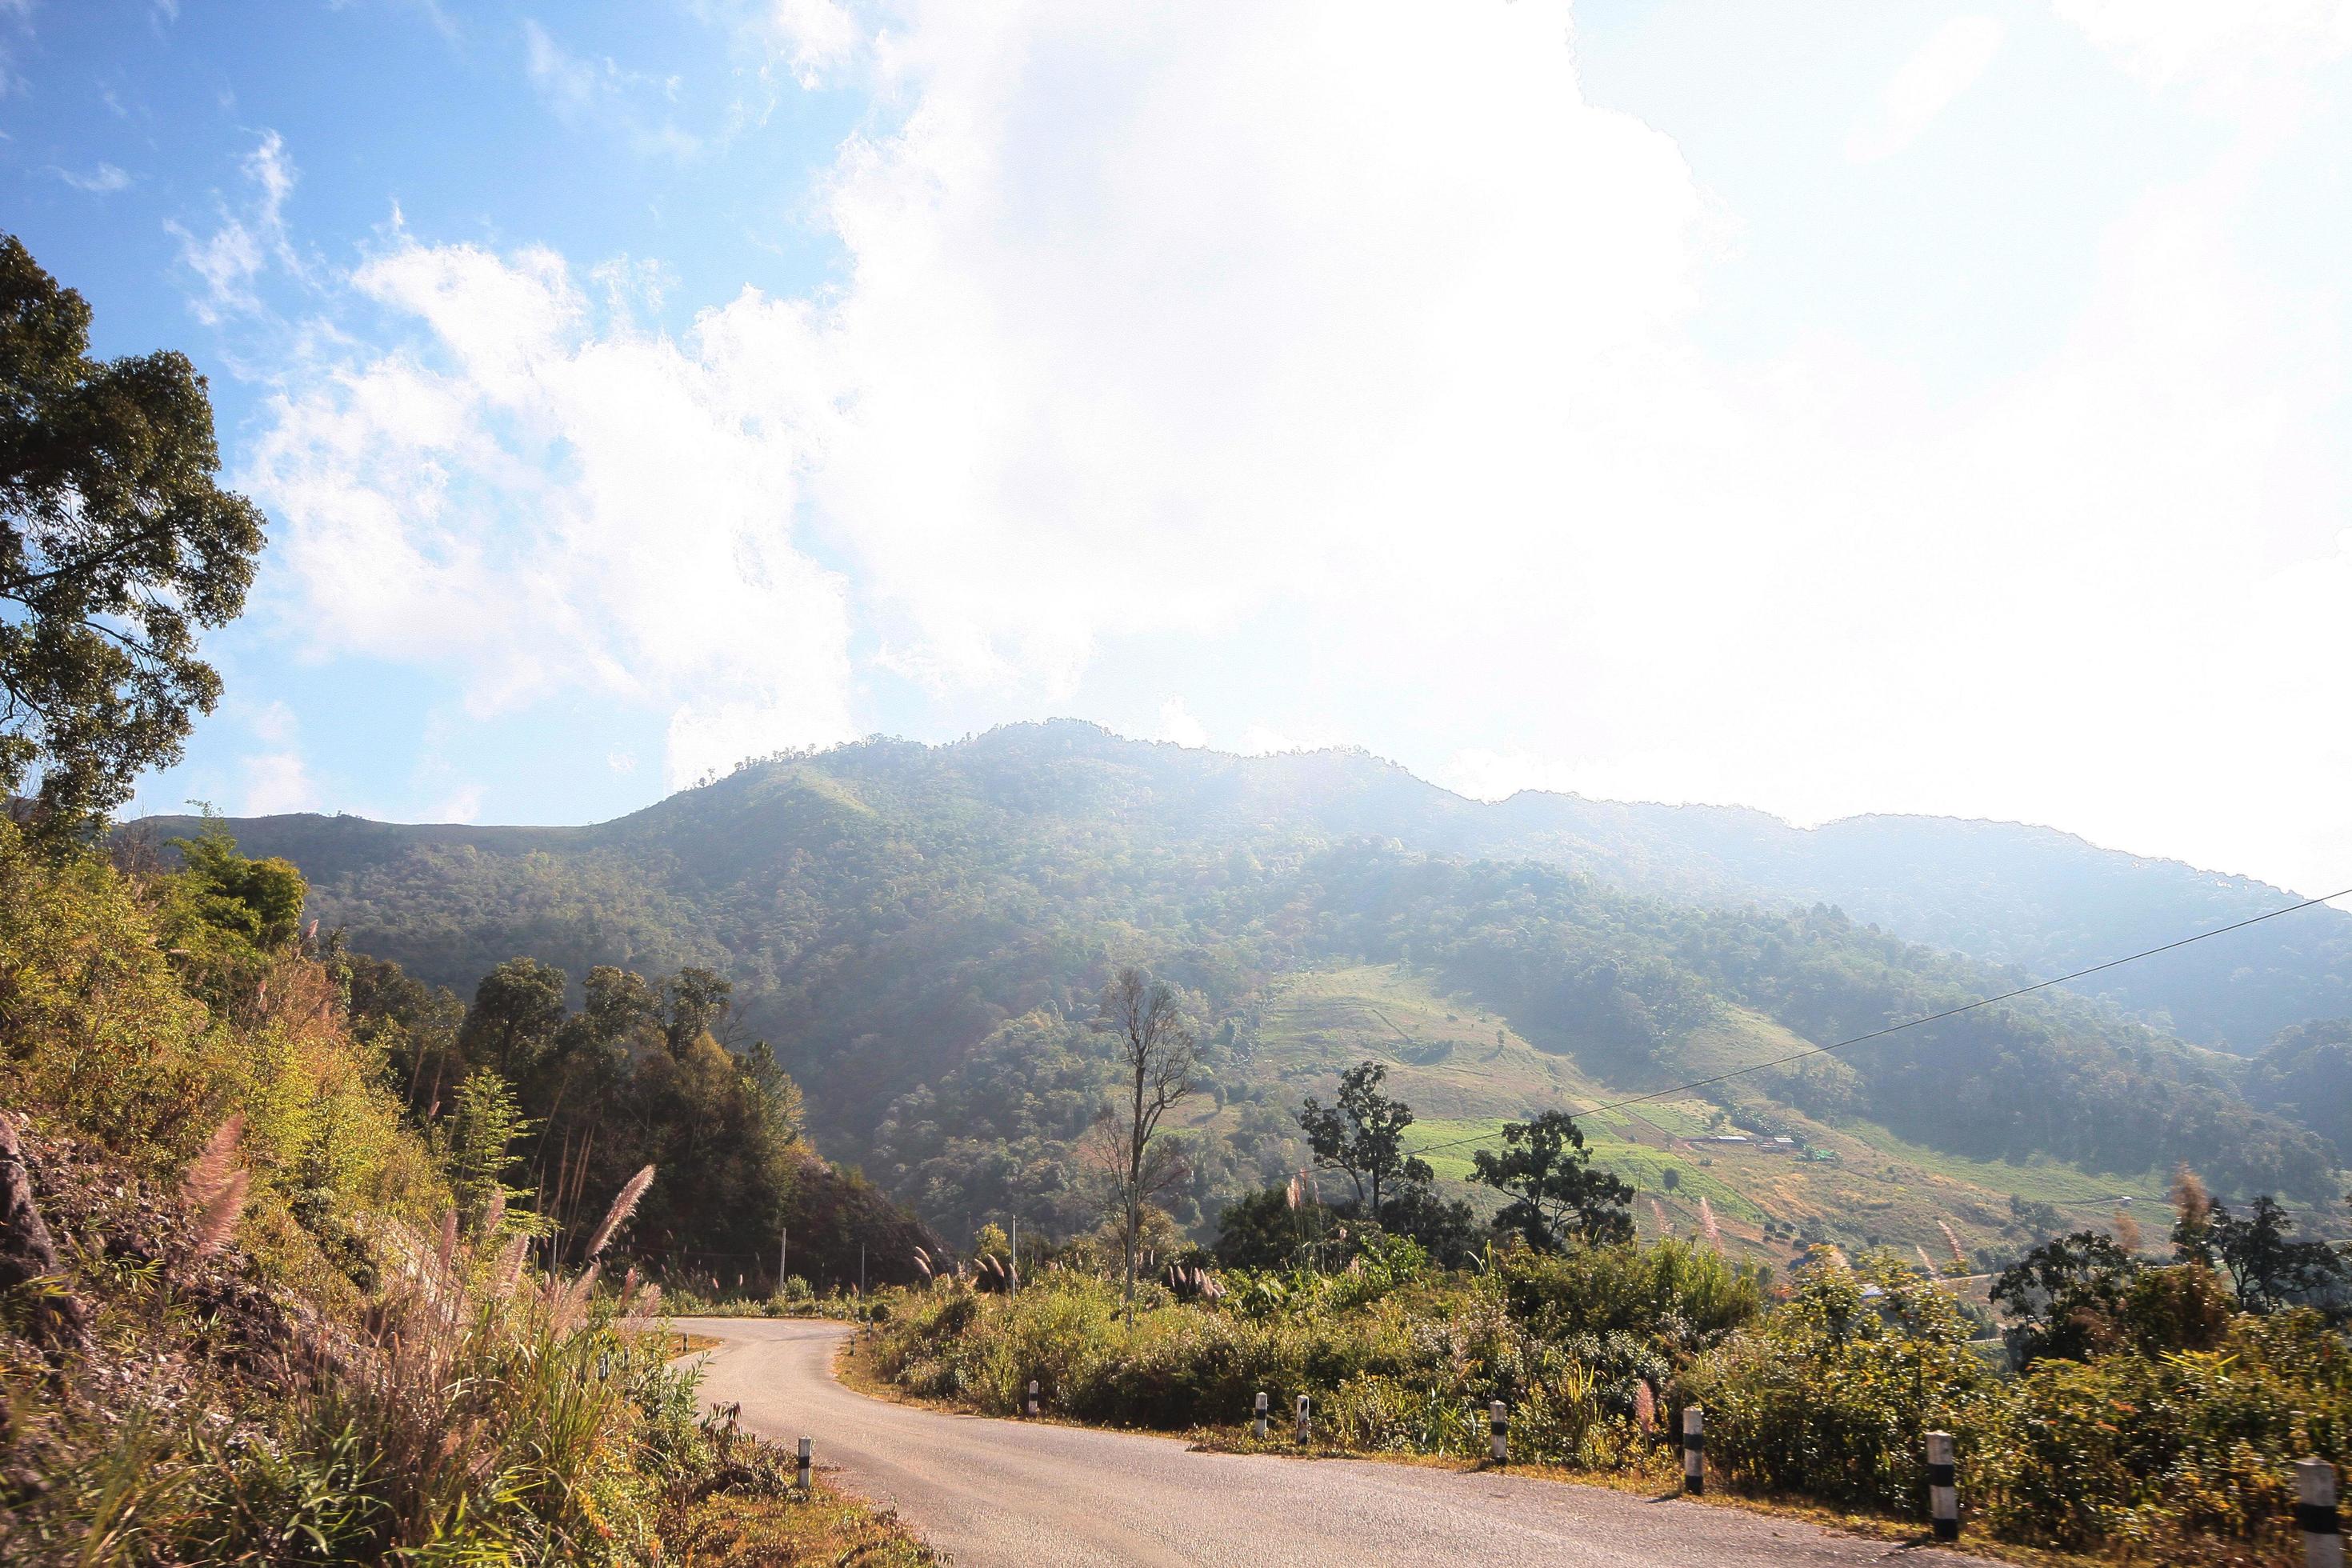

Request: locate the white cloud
(607, 747), (638, 774)
(2054, 0), (2352, 94)
(255, 0), (2352, 890)
(166, 130), (302, 323)
(246, 698), (299, 747)
(765, 0), (860, 86)
(522, 18), (702, 158)
(432, 783), (486, 822)
(1846, 16), (2006, 162)
(522, 18), (599, 116)
(231, 699), (318, 815)
(247, 234), (858, 792)
(52, 161), (131, 193)
(1156, 698), (1208, 749)
(239, 750), (316, 815)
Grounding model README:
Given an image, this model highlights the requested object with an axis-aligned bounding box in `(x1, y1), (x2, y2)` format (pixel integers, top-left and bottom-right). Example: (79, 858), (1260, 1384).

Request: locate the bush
(1648, 1250), (2003, 1513)
(1978, 1310), (2350, 1557)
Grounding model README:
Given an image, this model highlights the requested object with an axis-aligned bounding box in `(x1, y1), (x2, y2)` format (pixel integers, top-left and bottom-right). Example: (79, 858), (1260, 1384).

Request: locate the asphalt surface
(674, 1316), (1978, 1568)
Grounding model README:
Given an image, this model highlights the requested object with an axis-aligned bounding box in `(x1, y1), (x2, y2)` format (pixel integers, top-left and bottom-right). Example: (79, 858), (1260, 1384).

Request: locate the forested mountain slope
(125, 723), (2348, 1238)
(137, 722), (2352, 1050)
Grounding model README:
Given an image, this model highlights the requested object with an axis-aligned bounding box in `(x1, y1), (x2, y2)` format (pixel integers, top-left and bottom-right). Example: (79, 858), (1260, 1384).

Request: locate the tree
(1990, 1230), (2141, 1367)
(154, 818), (306, 960)
(442, 1066), (530, 1227)
(0, 234), (266, 832)
(1213, 1184), (1329, 1270)
(1472, 1110), (1633, 1250)
(1296, 1060), (1418, 1218)
(665, 966), (733, 1053)
(2198, 1194), (2350, 1315)
(461, 958), (568, 1087)
(339, 948), (465, 1114)
(1375, 1174), (1481, 1267)
(1090, 966), (1196, 1324)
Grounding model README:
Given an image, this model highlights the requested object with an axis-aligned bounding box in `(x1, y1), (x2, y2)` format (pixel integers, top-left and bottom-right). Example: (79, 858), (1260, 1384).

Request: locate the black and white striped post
(2301, 1458), (2342, 1568)
(1926, 1430), (1958, 1543)
(1026, 1379), (1040, 1418)
(1254, 1391), (1268, 1440)
(795, 1436), (812, 1493)
(1682, 1406), (1704, 1495)
(1490, 1400), (1509, 1464)
(1295, 1394), (1311, 1445)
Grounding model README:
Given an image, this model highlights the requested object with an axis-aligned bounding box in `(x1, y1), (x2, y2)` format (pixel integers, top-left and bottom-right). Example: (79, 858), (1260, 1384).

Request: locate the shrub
(1681, 1250), (2002, 1514)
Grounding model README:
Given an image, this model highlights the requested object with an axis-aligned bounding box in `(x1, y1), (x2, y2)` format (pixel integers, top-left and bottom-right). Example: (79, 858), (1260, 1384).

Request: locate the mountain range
(126, 721), (2352, 1253)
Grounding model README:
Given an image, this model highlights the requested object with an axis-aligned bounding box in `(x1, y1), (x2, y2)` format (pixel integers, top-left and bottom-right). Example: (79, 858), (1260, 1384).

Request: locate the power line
(1403, 883), (2352, 1163)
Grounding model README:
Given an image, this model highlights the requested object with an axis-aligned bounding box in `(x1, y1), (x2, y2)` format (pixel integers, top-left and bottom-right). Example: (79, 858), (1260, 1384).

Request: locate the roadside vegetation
(0, 234), (928, 1564)
(864, 1018), (2351, 1565)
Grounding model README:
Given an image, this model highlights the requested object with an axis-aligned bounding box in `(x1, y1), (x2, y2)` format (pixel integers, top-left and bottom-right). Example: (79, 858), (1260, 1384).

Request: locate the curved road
(676, 1318), (1975, 1567)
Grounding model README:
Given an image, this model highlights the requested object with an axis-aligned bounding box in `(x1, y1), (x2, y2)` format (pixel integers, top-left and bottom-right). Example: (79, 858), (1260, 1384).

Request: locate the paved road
(675, 1317), (1975, 1567)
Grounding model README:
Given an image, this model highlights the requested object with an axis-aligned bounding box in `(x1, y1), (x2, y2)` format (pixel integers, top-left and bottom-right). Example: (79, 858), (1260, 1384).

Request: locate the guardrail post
(1254, 1390), (1268, 1439)
(1682, 1406), (1703, 1495)
(1027, 1378), (1040, 1417)
(2302, 1458), (2343, 1568)
(795, 1435), (812, 1493)
(1926, 1430), (1958, 1543)
(1490, 1399), (1509, 1464)
(1295, 1393), (1310, 1445)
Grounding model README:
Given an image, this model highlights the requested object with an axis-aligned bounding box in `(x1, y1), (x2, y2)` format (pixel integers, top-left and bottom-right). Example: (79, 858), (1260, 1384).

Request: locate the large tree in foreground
(1088, 966), (1196, 1325)
(0, 234), (265, 833)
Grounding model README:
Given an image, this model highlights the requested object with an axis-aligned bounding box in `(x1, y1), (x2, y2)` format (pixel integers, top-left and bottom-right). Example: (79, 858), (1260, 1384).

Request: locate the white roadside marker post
(2301, 1458), (2343, 1568)
(1295, 1394), (1310, 1445)
(1926, 1430), (1958, 1544)
(796, 1436), (812, 1494)
(1682, 1406), (1704, 1495)
(1254, 1390), (1268, 1440)
(1490, 1400), (1509, 1465)
(1027, 1378), (1040, 1418)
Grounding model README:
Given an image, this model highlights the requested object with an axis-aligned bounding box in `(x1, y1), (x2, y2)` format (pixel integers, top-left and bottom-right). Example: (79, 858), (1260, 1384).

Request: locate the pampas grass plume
(585, 1165), (655, 1260)
(493, 1232), (529, 1299)
(183, 1114), (250, 1260)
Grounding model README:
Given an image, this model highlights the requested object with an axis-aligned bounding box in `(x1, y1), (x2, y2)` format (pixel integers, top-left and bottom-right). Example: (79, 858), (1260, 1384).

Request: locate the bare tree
(1091, 966), (1197, 1325)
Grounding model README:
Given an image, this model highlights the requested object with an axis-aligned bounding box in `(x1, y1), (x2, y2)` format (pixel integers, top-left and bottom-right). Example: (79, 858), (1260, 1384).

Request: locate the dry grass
(665, 1481), (938, 1566)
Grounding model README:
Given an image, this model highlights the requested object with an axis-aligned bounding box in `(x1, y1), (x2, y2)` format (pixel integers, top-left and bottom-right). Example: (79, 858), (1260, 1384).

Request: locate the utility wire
(1403, 883), (2352, 1162)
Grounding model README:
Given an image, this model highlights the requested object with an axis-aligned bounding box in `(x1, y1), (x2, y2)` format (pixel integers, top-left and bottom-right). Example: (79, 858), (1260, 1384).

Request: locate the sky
(5, 1), (2352, 895)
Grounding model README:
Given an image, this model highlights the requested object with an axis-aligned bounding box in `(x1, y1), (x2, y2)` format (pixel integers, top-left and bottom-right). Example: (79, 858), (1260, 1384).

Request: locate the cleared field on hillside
(1204, 964), (2180, 1268)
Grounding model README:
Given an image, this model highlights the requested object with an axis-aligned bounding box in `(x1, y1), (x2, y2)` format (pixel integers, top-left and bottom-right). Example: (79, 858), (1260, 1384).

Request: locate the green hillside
(120, 726), (2350, 1262)
(1193, 963), (2177, 1271)
(134, 721), (2352, 1053)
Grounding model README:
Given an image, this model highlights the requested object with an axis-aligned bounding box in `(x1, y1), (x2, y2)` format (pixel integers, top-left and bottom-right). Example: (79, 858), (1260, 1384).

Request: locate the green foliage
(1472, 1110), (1634, 1250)
(1974, 1310), (2351, 1556)
(1991, 1229), (2144, 1367)
(1498, 1237), (1766, 1348)
(1682, 1250), (2005, 1512)
(0, 818), (213, 1156)
(441, 1066), (530, 1226)
(2247, 1018), (2352, 1162)
(2193, 1194), (2352, 1316)
(1297, 1061), (1418, 1214)
(0, 233), (266, 833)
(168, 819), (307, 951)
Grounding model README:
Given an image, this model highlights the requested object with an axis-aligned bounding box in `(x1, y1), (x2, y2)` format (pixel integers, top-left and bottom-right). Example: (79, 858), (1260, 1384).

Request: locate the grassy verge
(665, 1478), (937, 1566)
(844, 1322), (2071, 1563)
